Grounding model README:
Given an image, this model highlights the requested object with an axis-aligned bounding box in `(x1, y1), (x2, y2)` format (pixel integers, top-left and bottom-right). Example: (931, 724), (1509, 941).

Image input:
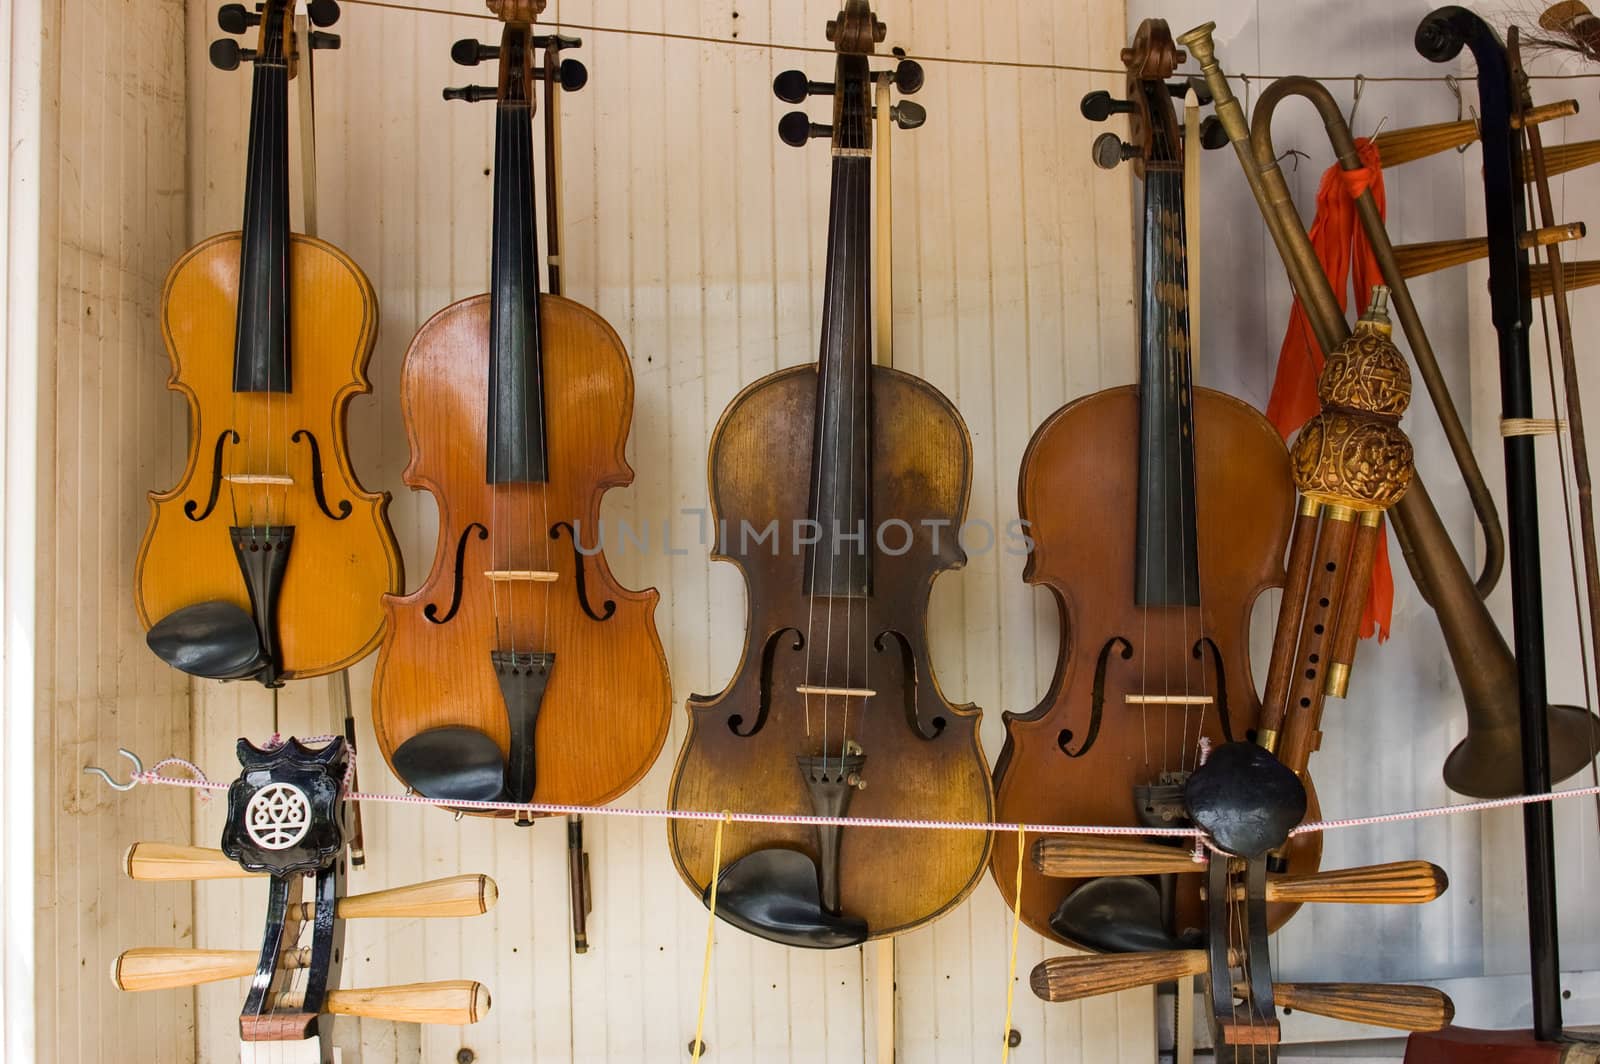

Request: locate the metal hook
(1276, 147), (1310, 173)
(1347, 74), (1367, 132)
(83, 749), (144, 792)
(1444, 75), (1475, 153)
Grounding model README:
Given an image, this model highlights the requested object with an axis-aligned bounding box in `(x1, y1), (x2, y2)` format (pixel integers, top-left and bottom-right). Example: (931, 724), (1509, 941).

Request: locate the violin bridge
(224, 473), (295, 486)
(1123, 694), (1214, 706)
(796, 684), (877, 698)
(483, 570), (560, 583)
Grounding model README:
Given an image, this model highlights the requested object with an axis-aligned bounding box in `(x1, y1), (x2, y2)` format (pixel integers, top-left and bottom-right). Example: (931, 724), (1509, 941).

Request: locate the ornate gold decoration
(1290, 287), (1416, 510)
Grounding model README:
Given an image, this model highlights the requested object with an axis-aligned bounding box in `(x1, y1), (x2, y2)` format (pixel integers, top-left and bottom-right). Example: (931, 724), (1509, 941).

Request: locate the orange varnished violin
(666, 0), (992, 948)
(136, 0), (401, 686)
(371, 15), (669, 815)
(991, 20), (1322, 952)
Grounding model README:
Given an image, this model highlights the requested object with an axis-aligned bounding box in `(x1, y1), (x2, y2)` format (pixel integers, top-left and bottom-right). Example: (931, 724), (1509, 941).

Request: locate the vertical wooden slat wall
(28, 0), (197, 1059)
(178, 0), (1150, 1060)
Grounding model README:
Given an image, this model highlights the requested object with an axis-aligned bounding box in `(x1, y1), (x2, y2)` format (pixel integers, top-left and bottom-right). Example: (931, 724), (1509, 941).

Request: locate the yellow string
(692, 811), (730, 1063)
(1001, 824), (1026, 1063)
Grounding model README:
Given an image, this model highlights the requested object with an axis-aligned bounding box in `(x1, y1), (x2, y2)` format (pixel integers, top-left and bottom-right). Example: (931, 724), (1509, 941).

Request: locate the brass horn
(1178, 22), (1600, 798)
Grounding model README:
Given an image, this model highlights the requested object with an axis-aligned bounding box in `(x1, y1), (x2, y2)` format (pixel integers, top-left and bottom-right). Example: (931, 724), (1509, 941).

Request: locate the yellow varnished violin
(137, 0), (400, 685)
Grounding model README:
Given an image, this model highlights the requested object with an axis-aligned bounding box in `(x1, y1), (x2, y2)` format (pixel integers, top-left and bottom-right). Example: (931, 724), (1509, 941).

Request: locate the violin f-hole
(424, 522), (488, 624)
(291, 429), (354, 520)
(874, 628), (945, 740)
(1192, 636), (1234, 743)
(551, 521), (615, 622)
(184, 429), (240, 521)
(734, 626), (804, 737)
(1059, 636), (1134, 758)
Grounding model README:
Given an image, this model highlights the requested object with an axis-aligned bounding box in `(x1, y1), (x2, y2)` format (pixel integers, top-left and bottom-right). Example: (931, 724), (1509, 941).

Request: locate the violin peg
(1092, 132), (1138, 169)
(1032, 835), (1204, 878)
(1031, 949), (1208, 1003)
(778, 111), (829, 147)
(208, 38), (255, 71)
(532, 32), (582, 51)
(1262, 860), (1448, 906)
(557, 58), (587, 92)
(216, 3), (260, 33)
(308, 29), (339, 50)
(774, 69), (810, 103)
(125, 841), (258, 881)
(451, 38), (498, 66)
(307, 0), (339, 27)
(893, 58), (924, 94)
(1080, 90), (1137, 122)
(773, 70), (835, 104)
(443, 85), (497, 103)
(331, 874), (500, 920)
(891, 100), (925, 131)
(319, 980), (492, 1025)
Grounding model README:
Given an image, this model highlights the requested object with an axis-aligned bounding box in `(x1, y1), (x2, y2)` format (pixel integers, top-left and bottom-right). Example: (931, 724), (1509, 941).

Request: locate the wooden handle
(318, 981), (491, 1025)
(1274, 982), (1454, 1032)
(124, 842), (254, 881)
(1031, 950), (1207, 1003)
(1031, 836), (1203, 878)
(319, 874), (499, 920)
(112, 947), (308, 991)
(1264, 861), (1447, 905)
(1371, 101), (1576, 167)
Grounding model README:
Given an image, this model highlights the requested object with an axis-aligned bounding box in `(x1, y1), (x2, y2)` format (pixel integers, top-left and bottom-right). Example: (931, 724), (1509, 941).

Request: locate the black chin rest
(706, 848), (868, 949)
(1185, 741), (1306, 858)
(1050, 875), (1193, 953)
(146, 600), (266, 680)
(393, 726), (507, 803)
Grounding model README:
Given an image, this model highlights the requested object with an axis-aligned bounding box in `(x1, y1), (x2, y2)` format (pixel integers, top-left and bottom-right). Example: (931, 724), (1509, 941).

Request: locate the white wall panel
(27, 0), (197, 1059)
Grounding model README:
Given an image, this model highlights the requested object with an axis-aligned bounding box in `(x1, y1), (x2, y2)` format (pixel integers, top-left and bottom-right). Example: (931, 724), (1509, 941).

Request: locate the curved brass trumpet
(1179, 22), (1600, 798)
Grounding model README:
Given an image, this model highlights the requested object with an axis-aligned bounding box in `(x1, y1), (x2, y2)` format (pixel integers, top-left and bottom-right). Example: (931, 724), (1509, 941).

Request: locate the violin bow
(111, 737), (495, 1062)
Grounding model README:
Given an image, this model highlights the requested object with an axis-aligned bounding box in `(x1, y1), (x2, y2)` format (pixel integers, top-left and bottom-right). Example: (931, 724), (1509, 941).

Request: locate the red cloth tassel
(1267, 138), (1394, 642)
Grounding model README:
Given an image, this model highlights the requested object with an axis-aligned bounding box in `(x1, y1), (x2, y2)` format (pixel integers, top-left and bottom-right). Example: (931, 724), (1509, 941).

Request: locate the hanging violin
(371, 12), (670, 815)
(665, 0), (992, 949)
(136, 0), (402, 686)
(990, 19), (1321, 953)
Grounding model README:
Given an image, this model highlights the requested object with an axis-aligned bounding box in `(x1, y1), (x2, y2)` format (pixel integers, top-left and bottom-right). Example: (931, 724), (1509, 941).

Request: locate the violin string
(838, 77), (869, 775)
(1175, 125), (1208, 776)
(515, 37), (541, 668)
(532, 32), (554, 685)
(1138, 151), (1152, 772)
(491, 86), (510, 658)
(858, 75), (873, 779)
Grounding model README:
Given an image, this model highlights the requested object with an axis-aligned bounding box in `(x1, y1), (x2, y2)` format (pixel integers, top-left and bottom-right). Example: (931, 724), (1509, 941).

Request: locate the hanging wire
(335, 0), (1600, 82)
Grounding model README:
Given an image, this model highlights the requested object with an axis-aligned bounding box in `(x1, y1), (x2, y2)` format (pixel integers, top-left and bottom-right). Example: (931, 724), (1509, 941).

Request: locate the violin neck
(233, 18), (292, 395)
(807, 61), (874, 598)
(1134, 160), (1200, 606)
(486, 88), (549, 485)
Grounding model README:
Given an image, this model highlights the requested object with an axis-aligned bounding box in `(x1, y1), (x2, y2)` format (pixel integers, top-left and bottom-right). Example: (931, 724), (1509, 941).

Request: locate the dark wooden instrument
(665, 0), (992, 949)
(136, 0), (401, 686)
(991, 20), (1321, 953)
(371, 17), (669, 816)
(109, 737), (493, 1062)
(1405, 9), (1600, 1054)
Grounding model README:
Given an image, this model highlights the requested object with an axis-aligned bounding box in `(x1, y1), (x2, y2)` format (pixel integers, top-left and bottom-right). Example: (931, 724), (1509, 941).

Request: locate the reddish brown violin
(372, 15), (669, 816)
(666, 0), (992, 948)
(991, 20), (1322, 951)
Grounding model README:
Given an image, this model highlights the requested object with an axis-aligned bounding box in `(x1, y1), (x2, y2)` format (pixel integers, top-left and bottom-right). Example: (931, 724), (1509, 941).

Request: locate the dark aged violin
(665, 0), (992, 949)
(108, 737), (494, 1062)
(136, 0), (401, 686)
(991, 19), (1321, 952)
(371, 10), (670, 816)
